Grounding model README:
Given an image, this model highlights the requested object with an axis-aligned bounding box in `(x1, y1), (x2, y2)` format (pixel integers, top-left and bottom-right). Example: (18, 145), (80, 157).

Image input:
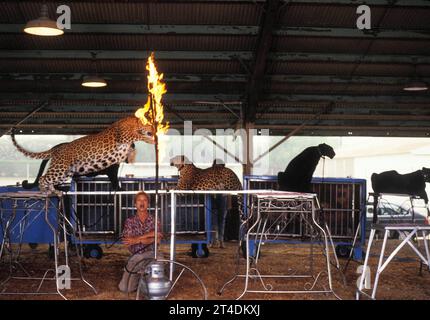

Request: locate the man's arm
(123, 230), (163, 246)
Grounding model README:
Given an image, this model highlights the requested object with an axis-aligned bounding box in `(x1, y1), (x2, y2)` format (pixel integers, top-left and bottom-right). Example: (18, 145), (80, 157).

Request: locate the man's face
(135, 194), (149, 213)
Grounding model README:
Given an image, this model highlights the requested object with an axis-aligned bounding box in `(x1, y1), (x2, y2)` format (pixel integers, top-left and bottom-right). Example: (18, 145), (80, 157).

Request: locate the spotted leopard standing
(11, 116), (154, 194)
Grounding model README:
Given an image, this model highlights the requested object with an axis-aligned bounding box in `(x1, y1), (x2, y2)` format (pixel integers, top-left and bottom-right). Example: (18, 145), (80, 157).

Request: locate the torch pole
(154, 125), (159, 260)
(149, 93), (159, 260)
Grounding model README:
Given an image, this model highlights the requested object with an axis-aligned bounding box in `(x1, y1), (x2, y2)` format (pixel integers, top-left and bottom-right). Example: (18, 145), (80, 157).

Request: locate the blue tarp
(0, 186), (59, 244)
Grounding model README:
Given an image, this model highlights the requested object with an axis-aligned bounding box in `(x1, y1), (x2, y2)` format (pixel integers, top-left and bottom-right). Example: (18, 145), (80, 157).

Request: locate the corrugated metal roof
(0, 34), (257, 51)
(267, 61), (416, 77)
(0, 2), (26, 23)
(369, 39), (430, 55)
(378, 7), (430, 30)
(272, 37), (430, 55)
(146, 2), (262, 25)
(272, 37), (370, 54)
(0, 2), (262, 25)
(0, 1), (429, 136)
(267, 61), (356, 75)
(157, 60), (244, 74)
(279, 4), (379, 28)
(264, 82), (406, 95)
(0, 59), (244, 74)
(354, 64), (414, 77)
(280, 4), (430, 29)
(5, 2), (428, 29)
(0, 80), (246, 94)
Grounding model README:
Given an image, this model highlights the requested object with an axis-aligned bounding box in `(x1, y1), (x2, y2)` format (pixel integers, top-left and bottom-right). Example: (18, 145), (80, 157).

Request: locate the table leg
(357, 228), (375, 300)
(423, 230), (430, 270)
(44, 197), (66, 300)
(371, 229), (389, 299)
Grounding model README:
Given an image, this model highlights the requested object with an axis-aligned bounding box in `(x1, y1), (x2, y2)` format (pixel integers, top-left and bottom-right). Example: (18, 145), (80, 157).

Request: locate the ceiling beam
(1, 101), (425, 109)
(0, 24), (260, 35)
(267, 75), (430, 84)
(2, 24), (429, 39)
(265, 94), (429, 103)
(286, 0), (430, 6)
(0, 111), (235, 121)
(0, 112), (132, 118)
(261, 125), (430, 132)
(0, 101), (48, 138)
(0, 93), (427, 103)
(0, 104), (244, 113)
(1, 50), (429, 64)
(2, 73), (429, 85)
(246, 0), (281, 122)
(0, 50), (252, 60)
(272, 52), (430, 64)
(0, 73), (249, 82)
(257, 101), (430, 109)
(0, 93), (243, 102)
(2, 123), (429, 133)
(0, 0), (428, 5)
(259, 113), (430, 121)
(2, 112), (430, 122)
(274, 27), (430, 39)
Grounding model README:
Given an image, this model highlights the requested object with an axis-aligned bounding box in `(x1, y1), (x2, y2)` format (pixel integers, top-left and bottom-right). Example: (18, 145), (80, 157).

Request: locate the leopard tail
(11, 132), (52, 159)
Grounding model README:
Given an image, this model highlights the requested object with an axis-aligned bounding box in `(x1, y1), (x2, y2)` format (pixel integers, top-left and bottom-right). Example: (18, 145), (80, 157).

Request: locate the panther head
(423, 167), (430, 182)
(118, 116), (155, 144)
(170, 155), (192, 170)
(318, 143), (336, 159)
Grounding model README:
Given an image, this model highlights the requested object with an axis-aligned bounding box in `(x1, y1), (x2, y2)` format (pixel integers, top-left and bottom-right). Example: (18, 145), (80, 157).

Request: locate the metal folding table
(219, 191), (341, 299)
(0, 191), (97, 299)
(357, 223), (430, 300)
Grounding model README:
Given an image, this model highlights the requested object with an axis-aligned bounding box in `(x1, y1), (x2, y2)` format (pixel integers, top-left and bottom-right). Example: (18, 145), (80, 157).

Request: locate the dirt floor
(1, 238), (430, 300)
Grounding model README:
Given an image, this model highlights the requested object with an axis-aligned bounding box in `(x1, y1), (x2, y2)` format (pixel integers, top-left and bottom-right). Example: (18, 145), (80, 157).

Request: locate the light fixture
(23, 4), (64, 36)
(403, 63), (428, 92)
(81, 75), (107, 88)
(403, 80), (428, 92)
(81, 52), (107, 88)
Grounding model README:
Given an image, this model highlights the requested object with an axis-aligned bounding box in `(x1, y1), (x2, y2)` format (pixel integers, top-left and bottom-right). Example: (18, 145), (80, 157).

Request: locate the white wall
(1, 134), (429, 197)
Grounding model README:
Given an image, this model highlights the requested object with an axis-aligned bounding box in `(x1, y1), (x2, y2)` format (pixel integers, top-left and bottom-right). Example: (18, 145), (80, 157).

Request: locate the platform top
(0, 191), (54, 199)
(168, 189), (281, 195)
(372, 223), (430, 230)
(253, 191), (316, 200)
(369, 192), (423, 199)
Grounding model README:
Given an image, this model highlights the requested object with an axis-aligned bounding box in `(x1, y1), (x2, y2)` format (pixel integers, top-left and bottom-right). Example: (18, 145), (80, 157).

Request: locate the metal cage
(244, 175), (367, 259)
(71, 177), (208, 245)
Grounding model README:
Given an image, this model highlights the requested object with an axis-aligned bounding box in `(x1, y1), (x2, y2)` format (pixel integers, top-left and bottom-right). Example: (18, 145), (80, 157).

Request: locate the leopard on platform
(11, 116), (154, 194)
(170, 155), (243, 248)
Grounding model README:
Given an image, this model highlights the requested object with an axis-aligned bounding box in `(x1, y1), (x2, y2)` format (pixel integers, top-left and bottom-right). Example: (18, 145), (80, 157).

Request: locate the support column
(243, 122), (254, 177)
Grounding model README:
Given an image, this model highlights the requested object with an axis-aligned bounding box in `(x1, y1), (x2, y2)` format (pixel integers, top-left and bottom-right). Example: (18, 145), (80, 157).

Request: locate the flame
(135, 53), (169, 135)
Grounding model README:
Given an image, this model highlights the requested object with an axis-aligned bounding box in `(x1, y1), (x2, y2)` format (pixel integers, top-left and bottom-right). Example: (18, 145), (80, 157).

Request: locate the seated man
(118, 191), (163, 293)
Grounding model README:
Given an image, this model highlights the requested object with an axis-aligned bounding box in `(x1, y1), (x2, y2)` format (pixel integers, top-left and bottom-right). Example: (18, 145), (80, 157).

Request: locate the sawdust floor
(1, 239), (430, 300)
